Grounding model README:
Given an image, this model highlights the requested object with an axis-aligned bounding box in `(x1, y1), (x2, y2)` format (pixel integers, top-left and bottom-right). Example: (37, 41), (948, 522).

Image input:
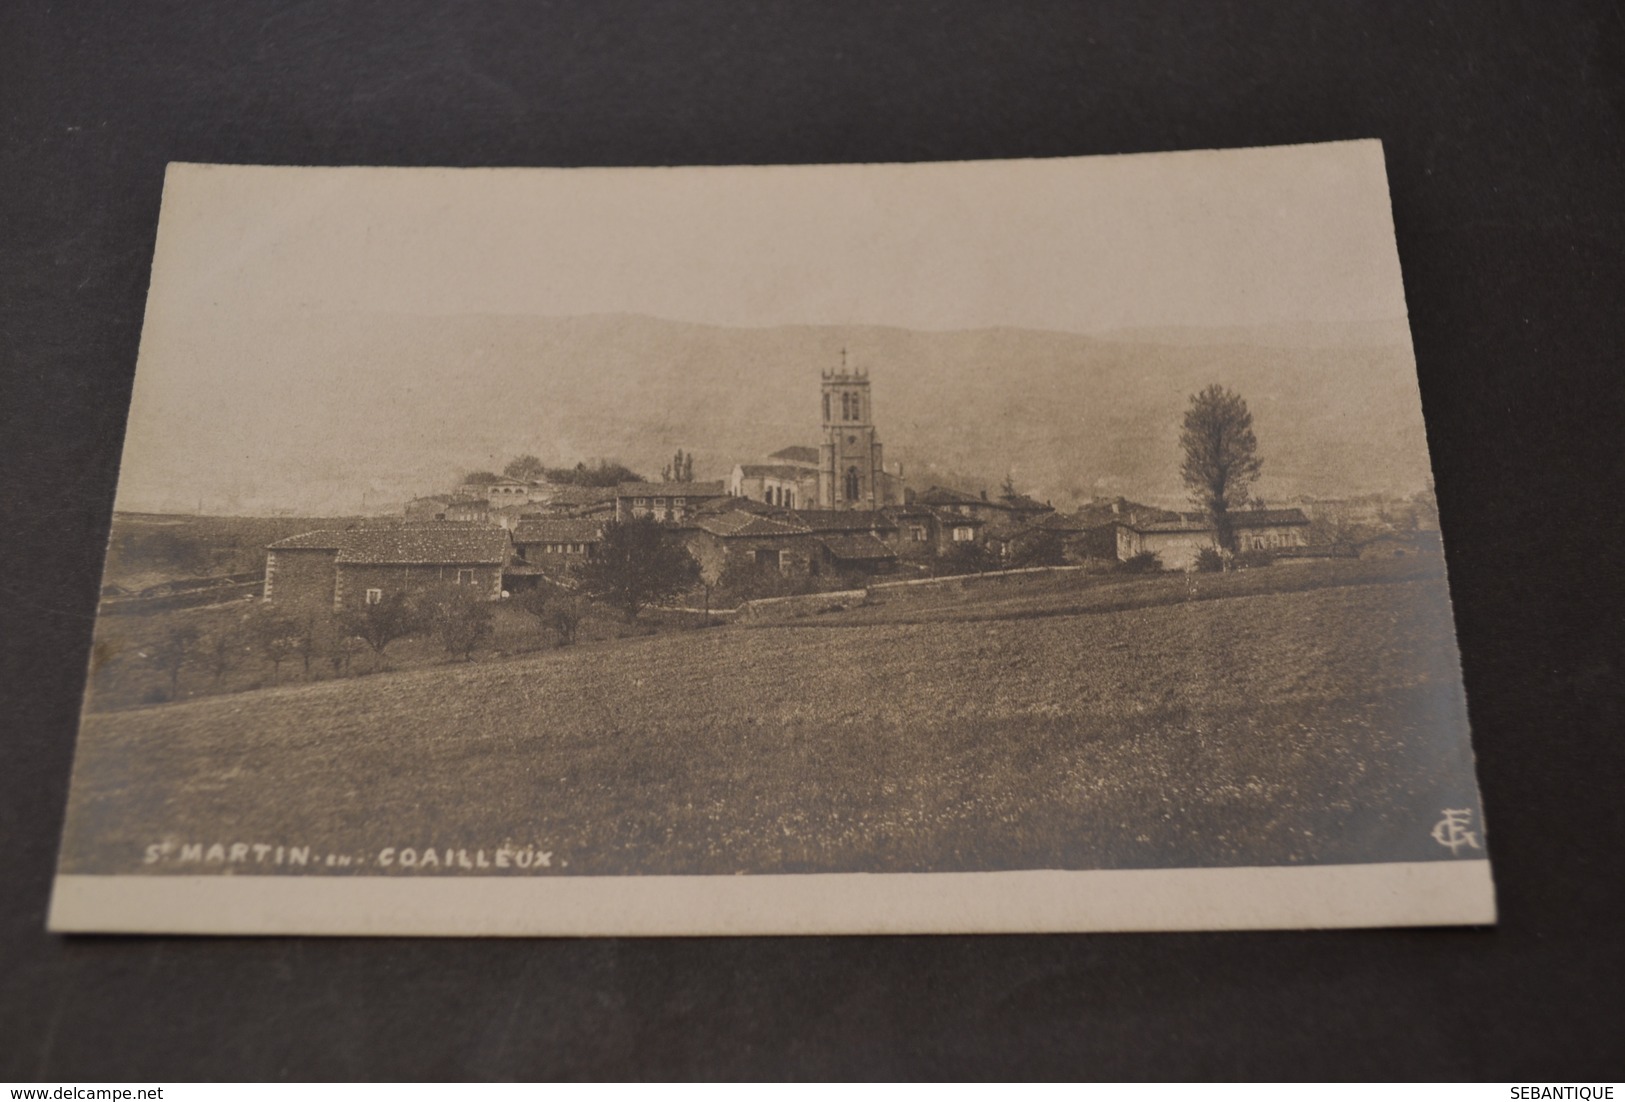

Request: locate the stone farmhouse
(509, 517), (604, 585)
(1113, 508), (1311, 571)
(614, 481), (729, 524)
(264, 524), (511, 612)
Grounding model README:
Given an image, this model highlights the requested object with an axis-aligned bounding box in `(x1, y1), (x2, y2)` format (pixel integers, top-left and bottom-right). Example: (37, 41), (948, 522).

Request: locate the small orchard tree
(250, 607), (301, 684)
(512, 587), (550, 648)
(338, 591), (423, 669)
(573, 516), (701, 621)
(292, 612), (324, 678)
(549, 597), (584, 647)
(1180, 384), (1264, 553)
(199, 613), (253, 687)
(422, 586), (495, 662)
(146, 623), (201, 700)
(319, 621), (362, 678)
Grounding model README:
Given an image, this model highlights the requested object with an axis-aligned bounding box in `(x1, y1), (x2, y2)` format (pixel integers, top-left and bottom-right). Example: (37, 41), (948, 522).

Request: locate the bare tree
(1180, 384), (1264, 553)
(250, 607), (300, 684)
(338, 591), (424, 669)
(146, 623), (201, 700)
(199, 614), (253, 686)
(422, 586), (495, 662)
(549, 597), (583, 647)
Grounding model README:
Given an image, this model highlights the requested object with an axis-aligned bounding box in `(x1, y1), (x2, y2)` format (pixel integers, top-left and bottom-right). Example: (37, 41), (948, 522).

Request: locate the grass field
(59, 559), (1482, 876)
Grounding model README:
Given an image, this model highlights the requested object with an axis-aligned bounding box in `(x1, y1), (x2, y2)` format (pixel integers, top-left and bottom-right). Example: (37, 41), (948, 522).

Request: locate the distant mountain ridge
(118, 311), (1433, 515)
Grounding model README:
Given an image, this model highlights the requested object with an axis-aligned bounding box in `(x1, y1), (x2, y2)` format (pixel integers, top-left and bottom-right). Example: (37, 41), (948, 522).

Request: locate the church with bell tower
(817, 351), (901, 509)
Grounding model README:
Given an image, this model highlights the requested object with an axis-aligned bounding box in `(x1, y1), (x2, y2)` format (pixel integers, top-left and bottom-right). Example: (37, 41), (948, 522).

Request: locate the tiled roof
(334, 526), (511, 566)
(1118, 508), (1309, 535)
(1233, 508), (1311, 528)
(512, 518), (603, 544)
(818, 534), (897, 561)
(694, 496), (789, 517)
(737, 464), (811, 480)
(691, 510), (813, 538)
(769, 446), (820, 464)
(918, 486), (983, 505)
(1120, 513), (1210, 534)
(998, 493), (1052, 513)
(267, 530), (347, 551)
(792, 509), (898, 533)
(1027, 511), (1095, 533)
(543, 485), (617, 506)
(616, 480), (728, 498)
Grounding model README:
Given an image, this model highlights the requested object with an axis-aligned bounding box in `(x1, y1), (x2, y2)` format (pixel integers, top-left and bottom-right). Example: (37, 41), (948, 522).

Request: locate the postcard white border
(49, 861), (1494, 936)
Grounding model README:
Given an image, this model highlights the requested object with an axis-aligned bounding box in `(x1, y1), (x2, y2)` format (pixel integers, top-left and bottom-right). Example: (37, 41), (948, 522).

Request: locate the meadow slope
(60, 572), (1481, 876)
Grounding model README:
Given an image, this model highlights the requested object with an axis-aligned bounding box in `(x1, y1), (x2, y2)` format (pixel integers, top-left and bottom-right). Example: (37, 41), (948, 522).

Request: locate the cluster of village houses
(262, 367), (1428, 614)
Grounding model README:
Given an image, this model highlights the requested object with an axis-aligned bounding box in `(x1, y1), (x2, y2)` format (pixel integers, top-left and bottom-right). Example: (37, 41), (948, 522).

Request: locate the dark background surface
(2, 0), (1621, 1081)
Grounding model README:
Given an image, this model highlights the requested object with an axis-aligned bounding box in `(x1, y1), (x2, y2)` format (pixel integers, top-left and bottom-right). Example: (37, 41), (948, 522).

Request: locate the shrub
(1118, 551), (1163, 574)
(1193, 547), (1225, 573)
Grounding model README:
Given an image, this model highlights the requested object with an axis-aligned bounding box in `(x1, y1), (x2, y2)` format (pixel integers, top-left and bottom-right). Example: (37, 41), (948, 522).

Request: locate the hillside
(61, 566), (1479, 877)
(116, 311), (1432, 515)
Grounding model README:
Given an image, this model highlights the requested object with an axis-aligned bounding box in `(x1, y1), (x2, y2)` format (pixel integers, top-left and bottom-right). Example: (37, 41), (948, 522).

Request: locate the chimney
(980, 489), (988, 501)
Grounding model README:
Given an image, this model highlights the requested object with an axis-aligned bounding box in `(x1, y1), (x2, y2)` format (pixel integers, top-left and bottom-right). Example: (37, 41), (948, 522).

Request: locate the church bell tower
(818, 350), (885, 509)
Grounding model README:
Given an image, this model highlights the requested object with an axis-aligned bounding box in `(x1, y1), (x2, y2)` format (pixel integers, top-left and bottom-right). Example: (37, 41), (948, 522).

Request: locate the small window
(635, 497), (647, 507)
(754, 548), (781, 570)
(912, 526), (928, 541)
(653, 497), (665, 507)
(457, 569), (474, 585)
(953, 527), (974, 542)
(365, 588), (382, 605)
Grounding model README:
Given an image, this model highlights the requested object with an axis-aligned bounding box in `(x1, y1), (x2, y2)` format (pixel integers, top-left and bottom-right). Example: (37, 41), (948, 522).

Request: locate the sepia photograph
(49, 141), (1493, 934)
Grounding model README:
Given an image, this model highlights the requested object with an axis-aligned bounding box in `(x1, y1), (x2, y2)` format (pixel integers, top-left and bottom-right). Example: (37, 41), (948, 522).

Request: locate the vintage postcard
(50, 142), (1494, 935)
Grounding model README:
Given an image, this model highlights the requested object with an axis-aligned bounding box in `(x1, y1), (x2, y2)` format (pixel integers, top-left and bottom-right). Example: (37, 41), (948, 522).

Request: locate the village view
(87, 369), (1441, 713)
(62, 357), (1469, 878)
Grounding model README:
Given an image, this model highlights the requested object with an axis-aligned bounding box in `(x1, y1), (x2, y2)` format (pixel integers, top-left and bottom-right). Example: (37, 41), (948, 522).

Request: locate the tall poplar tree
(1179, 384), (1263, 553)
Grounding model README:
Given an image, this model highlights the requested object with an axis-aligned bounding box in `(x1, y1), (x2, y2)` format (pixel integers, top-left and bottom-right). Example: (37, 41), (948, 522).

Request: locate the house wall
(732, 472), (816, 509)
(263, 548), (338, 612)
(1116, 527), (1215, 571)
(617, 494), (722, 524)
(1117, 522), (1309, 569)
(1235, 523), (1309, 552)
(882, 520), (936, 562)
(333, 563), (503, 611)
(515, 540), (598, 577)
(684, 532), (816, 586)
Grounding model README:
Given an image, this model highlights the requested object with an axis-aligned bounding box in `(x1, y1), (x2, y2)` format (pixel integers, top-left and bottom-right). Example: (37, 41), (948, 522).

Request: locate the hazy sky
(120, 142), (1421, 513)
(146, 141), (1406, 333)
